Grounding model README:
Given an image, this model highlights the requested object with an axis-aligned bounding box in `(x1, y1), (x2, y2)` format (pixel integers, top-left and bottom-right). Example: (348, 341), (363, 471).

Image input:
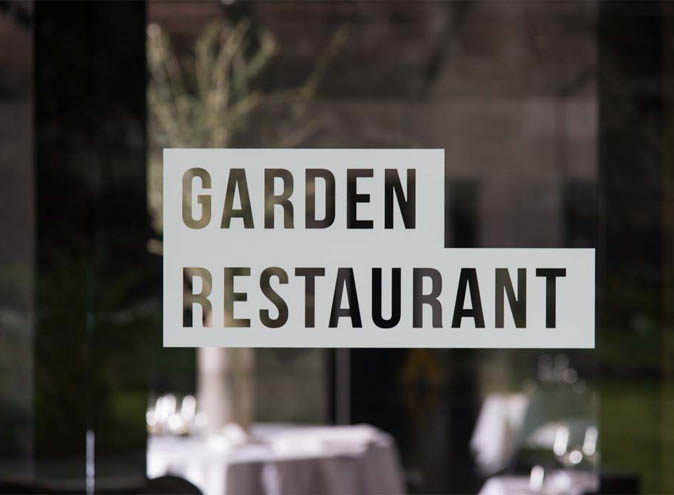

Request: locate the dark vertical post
(35, 1), (148, 485)
(599, 2), (663, 492)
(446, 180), (479, 248)
(0, 2), (34, 479)
(662, 5), (674, 491)
(444, 181), (479, 492)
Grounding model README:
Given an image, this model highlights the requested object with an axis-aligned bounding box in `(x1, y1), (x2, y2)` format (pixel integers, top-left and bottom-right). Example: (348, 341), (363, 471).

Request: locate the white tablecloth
(148, 424), (405, 495)
(470, 394), (529, 475)
(479, 471), (598, 495)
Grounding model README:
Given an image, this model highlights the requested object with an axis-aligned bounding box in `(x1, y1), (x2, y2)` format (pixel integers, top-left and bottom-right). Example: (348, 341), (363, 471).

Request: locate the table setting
(473, 355), (600, 495)
(146, 395), (405, 495)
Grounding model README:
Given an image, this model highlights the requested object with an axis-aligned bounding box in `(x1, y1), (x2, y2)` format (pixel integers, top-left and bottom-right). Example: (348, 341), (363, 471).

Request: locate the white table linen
(479, 471), (598, 495)
(470, 394), (529, 475)
(148, 423), (405, 495)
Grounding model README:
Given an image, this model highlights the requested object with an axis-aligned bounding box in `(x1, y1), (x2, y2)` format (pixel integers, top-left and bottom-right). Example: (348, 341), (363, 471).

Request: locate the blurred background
(0, 1), (673, 493)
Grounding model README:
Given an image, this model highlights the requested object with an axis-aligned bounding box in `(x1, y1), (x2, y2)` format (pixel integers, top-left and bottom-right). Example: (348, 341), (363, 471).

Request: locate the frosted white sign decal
(163, 149), (594, 348)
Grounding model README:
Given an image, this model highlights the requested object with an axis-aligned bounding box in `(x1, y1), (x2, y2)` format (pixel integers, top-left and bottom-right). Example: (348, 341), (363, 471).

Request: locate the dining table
(147, 423), (405, 495)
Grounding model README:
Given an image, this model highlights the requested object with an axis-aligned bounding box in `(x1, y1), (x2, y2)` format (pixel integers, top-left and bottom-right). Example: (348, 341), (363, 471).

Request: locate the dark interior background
(0, 1), (673, 493)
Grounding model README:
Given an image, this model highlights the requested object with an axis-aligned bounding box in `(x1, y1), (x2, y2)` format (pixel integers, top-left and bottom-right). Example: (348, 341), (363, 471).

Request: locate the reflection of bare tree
(147, 19), (345, 430)
(148, 20), (346, 234)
